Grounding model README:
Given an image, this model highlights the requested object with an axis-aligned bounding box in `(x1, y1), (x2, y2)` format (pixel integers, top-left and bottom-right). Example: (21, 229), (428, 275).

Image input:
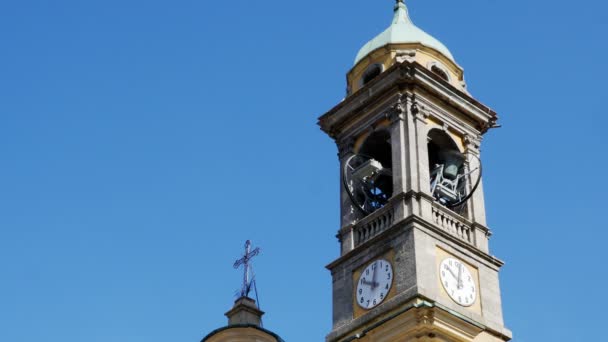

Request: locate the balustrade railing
(431, 204), (474, 244)
(351, 199), (475, 248)
(353, 203), (395, 247)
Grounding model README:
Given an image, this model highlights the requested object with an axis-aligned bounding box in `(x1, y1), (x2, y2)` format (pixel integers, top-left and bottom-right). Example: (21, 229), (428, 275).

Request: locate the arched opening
(361, 64), (383, 86)
(430, 64), (450, 82)
(343, 129), (393, 216)
(428, 129), (466, 211)
(428, 129), (461, 173)
(359, 129), (392, 171)
(357, 129), (393, 210)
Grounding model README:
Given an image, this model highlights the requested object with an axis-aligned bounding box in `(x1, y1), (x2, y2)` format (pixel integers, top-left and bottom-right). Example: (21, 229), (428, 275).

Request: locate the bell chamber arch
(343, 129), (393, 216)
(427, 129), (482, 213)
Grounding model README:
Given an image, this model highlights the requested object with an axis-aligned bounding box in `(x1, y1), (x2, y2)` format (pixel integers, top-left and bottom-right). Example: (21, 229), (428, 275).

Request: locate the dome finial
(353, 0), (455, 65)
(393, 0), (412, 25)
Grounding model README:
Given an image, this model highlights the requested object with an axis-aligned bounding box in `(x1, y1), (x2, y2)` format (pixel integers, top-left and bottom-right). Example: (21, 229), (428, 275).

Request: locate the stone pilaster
(462, 135), (491, 253)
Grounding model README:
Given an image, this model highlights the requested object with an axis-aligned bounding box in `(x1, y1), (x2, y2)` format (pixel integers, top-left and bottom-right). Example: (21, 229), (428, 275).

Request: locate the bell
(438, 149), (464, 180)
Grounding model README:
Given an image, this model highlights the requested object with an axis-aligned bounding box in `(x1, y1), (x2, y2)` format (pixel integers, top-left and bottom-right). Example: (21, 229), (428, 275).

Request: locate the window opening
(361, 64), (383, 86)
(431, 64), (449, 82)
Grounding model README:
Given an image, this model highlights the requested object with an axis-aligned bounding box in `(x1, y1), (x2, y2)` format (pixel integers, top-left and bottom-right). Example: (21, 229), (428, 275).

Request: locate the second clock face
(439, 257), (476, 307)
(356, 259), (393, 310)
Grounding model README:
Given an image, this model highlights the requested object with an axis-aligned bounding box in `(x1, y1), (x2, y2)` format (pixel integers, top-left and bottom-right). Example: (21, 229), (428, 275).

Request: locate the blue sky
(0, 0), (606, 341)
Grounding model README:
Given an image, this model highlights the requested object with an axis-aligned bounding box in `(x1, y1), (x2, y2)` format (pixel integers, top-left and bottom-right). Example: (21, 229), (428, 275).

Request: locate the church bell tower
(318, 1), (512, 341)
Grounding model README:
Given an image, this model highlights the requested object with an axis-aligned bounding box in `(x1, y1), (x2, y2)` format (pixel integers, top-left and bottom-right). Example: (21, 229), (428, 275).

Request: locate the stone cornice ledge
(327, 206), (504, 272)
(327, 297), (512, 342)
(326, 288), (419, 342)
(318, 61), (497, 139)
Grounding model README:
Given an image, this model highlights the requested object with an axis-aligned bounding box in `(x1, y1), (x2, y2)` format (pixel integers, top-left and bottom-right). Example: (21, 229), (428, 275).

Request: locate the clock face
(356, 259), (393, 310)
(439, 257), (476, 307)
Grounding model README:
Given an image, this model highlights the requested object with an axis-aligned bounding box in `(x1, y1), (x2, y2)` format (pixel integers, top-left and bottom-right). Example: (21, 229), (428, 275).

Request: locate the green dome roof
(354, 1), (454, 65)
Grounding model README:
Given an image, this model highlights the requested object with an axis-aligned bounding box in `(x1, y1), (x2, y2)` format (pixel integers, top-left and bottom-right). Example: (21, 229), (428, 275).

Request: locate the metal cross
(233, 240), (261, 298)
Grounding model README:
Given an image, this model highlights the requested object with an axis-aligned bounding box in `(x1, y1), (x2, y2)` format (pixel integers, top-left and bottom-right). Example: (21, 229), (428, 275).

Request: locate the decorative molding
(410, 93), (419, 115)
(318, 62), (497, 139)
(326, 300), (507, 342)
(464, 134), (481, 150)
(416, 307), (435, 326)
(421, 108), (431, 120)
(396, 50), (417, 63)
(426, 61), (452, 83)
(464, 134), (482, 157)
(326, 211), (505, 273)
(481, 116), (500, 134)
(386, 93), (408, 123)
(399, 64), (416, 80)
(411, 94), (429, 122)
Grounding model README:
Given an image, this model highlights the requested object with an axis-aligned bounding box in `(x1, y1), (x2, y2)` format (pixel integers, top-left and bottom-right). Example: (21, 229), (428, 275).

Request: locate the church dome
(354, 0), (454, 65)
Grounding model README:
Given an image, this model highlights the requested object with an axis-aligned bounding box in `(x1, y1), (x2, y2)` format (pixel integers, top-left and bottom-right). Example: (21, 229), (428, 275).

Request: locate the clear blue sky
(1, 1), (606, 341)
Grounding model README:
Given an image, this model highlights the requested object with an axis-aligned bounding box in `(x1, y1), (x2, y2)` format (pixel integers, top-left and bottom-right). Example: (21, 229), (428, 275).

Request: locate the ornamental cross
(233, 240), (261, 298)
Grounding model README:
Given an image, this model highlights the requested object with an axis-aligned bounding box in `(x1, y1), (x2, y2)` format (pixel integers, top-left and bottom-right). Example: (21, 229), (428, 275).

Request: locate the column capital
(411, 95), (430, 122)
(386, 93), (407, 123)
(464, 134), (482, 154)
(386, 93), (424, 124)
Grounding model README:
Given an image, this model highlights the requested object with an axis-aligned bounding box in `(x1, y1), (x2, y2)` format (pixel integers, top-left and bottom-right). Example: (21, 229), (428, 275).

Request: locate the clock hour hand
(361, 279), (379, 287)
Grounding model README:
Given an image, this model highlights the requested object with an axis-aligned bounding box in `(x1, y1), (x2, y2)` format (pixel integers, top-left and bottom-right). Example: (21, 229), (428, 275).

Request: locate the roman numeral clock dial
(439, 257), (477, 307)
(355, 259), (393, 310)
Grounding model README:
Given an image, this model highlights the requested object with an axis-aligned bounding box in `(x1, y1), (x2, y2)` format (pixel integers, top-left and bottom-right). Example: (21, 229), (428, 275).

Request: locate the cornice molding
(327, 298), (511, 342)
(319, 62), (497, 138)
(327, 194), (504, 272)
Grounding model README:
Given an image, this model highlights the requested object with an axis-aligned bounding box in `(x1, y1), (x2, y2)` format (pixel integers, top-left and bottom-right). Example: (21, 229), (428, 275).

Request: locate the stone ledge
(327, 298), (511, 342)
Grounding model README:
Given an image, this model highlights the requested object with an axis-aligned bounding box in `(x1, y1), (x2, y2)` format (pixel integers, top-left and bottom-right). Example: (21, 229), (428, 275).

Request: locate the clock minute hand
(371, 263), (378, 289)
(457, 263), (463, 289)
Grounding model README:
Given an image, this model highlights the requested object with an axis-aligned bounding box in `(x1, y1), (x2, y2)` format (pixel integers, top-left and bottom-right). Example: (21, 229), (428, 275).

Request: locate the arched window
(428, 129), (460, 175)
(360, 64), (383, 86)
(428, 62), (450, 82)
(343, 129), (393, 214)
(427, 129), (467, 213)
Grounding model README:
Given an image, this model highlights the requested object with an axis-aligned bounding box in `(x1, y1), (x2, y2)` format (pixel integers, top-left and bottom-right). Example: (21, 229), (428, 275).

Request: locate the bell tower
(319, 1), (512, 341)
